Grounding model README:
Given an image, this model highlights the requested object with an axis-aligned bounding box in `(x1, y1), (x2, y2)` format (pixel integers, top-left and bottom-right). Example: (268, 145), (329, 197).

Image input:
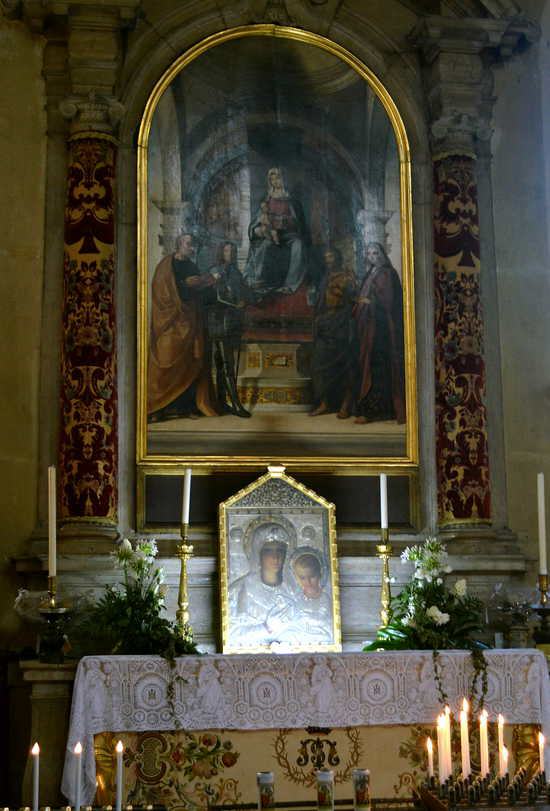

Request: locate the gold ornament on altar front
(176, 523), (194, 643)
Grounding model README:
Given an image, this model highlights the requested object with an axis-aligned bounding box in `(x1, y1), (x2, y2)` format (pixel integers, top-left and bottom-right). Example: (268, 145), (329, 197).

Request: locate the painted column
(51, 1), (138, 531)
(432, 150), (490, 524)
(59, 130), (118, 523)
(411, 17), (537, 527)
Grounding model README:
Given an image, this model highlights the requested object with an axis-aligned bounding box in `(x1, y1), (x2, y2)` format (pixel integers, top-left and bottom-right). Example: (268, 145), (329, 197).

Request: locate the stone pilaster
(411, 16), (537, 528)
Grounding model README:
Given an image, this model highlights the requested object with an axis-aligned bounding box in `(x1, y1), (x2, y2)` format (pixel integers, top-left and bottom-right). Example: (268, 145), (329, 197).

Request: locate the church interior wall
(0, 17), (46, 645)
(1, 1), (550, 798)
(491, 0), (550, 580)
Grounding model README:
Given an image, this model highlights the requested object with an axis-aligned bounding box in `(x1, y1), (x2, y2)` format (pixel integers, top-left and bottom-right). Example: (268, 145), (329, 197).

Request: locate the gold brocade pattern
(94, 724), (539, 809)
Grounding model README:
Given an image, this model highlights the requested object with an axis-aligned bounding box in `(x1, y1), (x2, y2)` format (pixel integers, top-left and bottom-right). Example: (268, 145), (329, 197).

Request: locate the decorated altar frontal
(61, 649), (550, 808)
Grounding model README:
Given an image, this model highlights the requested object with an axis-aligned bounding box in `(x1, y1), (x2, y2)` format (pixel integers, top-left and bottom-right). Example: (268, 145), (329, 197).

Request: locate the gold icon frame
(218, 465), (342, 654)
(136, 24), (418, 478)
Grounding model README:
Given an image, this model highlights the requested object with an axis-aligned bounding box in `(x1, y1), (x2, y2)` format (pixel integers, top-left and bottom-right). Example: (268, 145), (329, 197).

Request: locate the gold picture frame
(219, 465), (341, 654)
(137, 24), (417, 475)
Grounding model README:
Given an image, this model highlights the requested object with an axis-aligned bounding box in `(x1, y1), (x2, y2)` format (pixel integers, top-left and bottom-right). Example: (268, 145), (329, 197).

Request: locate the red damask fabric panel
(433, 155), (491, 525)
(59, 134), (118, 522)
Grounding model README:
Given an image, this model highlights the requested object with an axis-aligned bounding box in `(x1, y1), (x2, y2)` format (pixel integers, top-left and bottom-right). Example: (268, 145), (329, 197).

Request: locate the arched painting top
(136, 24), (417, 473)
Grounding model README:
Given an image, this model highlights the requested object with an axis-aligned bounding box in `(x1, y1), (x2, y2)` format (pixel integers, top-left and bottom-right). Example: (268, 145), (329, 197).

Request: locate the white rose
(426, 605), (450, 626)
(454, 578), (467, 597)
(120, 538), (133, 553)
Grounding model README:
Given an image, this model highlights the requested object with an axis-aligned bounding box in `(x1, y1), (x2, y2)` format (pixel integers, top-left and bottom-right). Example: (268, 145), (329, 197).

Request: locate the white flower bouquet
(364, 537), (485, 652)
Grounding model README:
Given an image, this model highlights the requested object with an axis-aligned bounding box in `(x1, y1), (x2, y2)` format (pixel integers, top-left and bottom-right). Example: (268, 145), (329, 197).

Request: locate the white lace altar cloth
(61, 650), (550, 804)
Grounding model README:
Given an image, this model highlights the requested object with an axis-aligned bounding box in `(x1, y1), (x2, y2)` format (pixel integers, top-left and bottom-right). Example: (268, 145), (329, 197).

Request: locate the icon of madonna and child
(227, 520), (336, 651)
(147, 165), (405, 427)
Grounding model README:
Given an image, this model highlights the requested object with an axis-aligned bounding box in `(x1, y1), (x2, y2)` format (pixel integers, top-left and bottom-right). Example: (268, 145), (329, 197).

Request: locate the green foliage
(71, 538), (198, 660)
(363, 537), (489, 707)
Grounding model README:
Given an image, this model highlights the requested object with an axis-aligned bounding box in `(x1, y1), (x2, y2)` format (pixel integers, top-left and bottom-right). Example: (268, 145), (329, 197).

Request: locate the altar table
(61, 650), (550, 809)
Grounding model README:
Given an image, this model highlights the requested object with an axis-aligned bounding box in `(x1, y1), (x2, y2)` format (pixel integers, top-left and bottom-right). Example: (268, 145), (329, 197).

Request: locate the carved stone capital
(59, 91), (125, 135)
(410, 14), (539, 156)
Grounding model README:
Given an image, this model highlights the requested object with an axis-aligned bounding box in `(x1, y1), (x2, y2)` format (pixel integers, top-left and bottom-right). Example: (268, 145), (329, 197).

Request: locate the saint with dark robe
(353, 241), (406, 424)
(147, 233), (219, 421)
(243, 167), (309, 294)
(309, 247), (357, 419)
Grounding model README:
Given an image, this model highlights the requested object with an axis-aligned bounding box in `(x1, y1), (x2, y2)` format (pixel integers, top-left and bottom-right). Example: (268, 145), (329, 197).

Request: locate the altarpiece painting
(137, 27), (417, 470)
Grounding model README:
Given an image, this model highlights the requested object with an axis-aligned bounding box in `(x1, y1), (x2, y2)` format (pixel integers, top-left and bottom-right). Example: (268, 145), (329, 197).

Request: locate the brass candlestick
(376, 527), (393, 629)
(176, 523), (194, 643)
(39, 575), (67, 663)
(539, 573), (548, 606)
(47, 574), (59, 608)
(534, 573), (550, 650)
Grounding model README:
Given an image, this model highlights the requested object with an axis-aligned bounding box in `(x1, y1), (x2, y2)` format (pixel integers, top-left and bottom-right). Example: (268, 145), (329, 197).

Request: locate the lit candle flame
(74, 741), (82, 755)
(427, 737), (433, 753)
(438, 713), (446, 729)
(480, 709), (488, 721)
(31, 743), (40, 756)
(444, 705), (451, 717)
(462, 697), (469, 713)
(539, 732), (545, 746)
(498, 713), (504, 727)
(116, 740), (124, 753)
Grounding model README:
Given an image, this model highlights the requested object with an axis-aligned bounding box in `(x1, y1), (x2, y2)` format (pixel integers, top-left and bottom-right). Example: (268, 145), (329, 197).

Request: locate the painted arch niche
(139, 29), (416, 466)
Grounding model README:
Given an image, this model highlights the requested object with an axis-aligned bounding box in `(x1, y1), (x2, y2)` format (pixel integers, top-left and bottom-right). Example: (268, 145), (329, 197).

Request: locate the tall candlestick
(427, 736), (434, 779)
(182, 468), (192, 526)
(31, 742), (39, 811)
(115, 740), (123, 811)
(48, 466), (57, 577)
(497, 714), (505, 777)
(479, 710), (489, 777)
(437, 714), (447, 782)
(538, 473), (547, 575)
(444, 706), (452, 780)
(74, 741), (82, 811)
(460, 698), (471, 780)
(538, 731), (545, 774)
(379, 474), (388, 529)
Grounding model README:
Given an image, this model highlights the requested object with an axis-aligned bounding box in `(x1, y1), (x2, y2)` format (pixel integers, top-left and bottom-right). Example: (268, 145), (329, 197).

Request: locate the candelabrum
(176, 523), (194, 643)
(376, 527), (393, 629)
(38, 575), (68, 663)
(533, 573), (550, 648)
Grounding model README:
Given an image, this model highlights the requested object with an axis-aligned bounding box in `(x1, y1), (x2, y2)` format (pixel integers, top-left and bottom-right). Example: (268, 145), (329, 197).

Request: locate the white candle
(48, 466), (57, 577)
(538, 731), (545, 774)
(31, 742), (39, 811)
(437, 714), (447, 782)
(502, 745), (509, 776)
(538, 473), (547, 575)
(427, 736), (434, 779)
(116, 740), (124, 811)
(74, 741), (82, 811)
(379, 474), (388, 529)
(460, 698), (471, 780)
(479, 710), (489, 776)
(497, 714), (505, 777)
(444, 705), (452, 780)
(182, 468), (192, 525)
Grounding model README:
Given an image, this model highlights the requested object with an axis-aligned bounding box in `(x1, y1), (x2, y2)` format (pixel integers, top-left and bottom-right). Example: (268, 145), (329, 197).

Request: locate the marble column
(411, 17), (537, 528)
